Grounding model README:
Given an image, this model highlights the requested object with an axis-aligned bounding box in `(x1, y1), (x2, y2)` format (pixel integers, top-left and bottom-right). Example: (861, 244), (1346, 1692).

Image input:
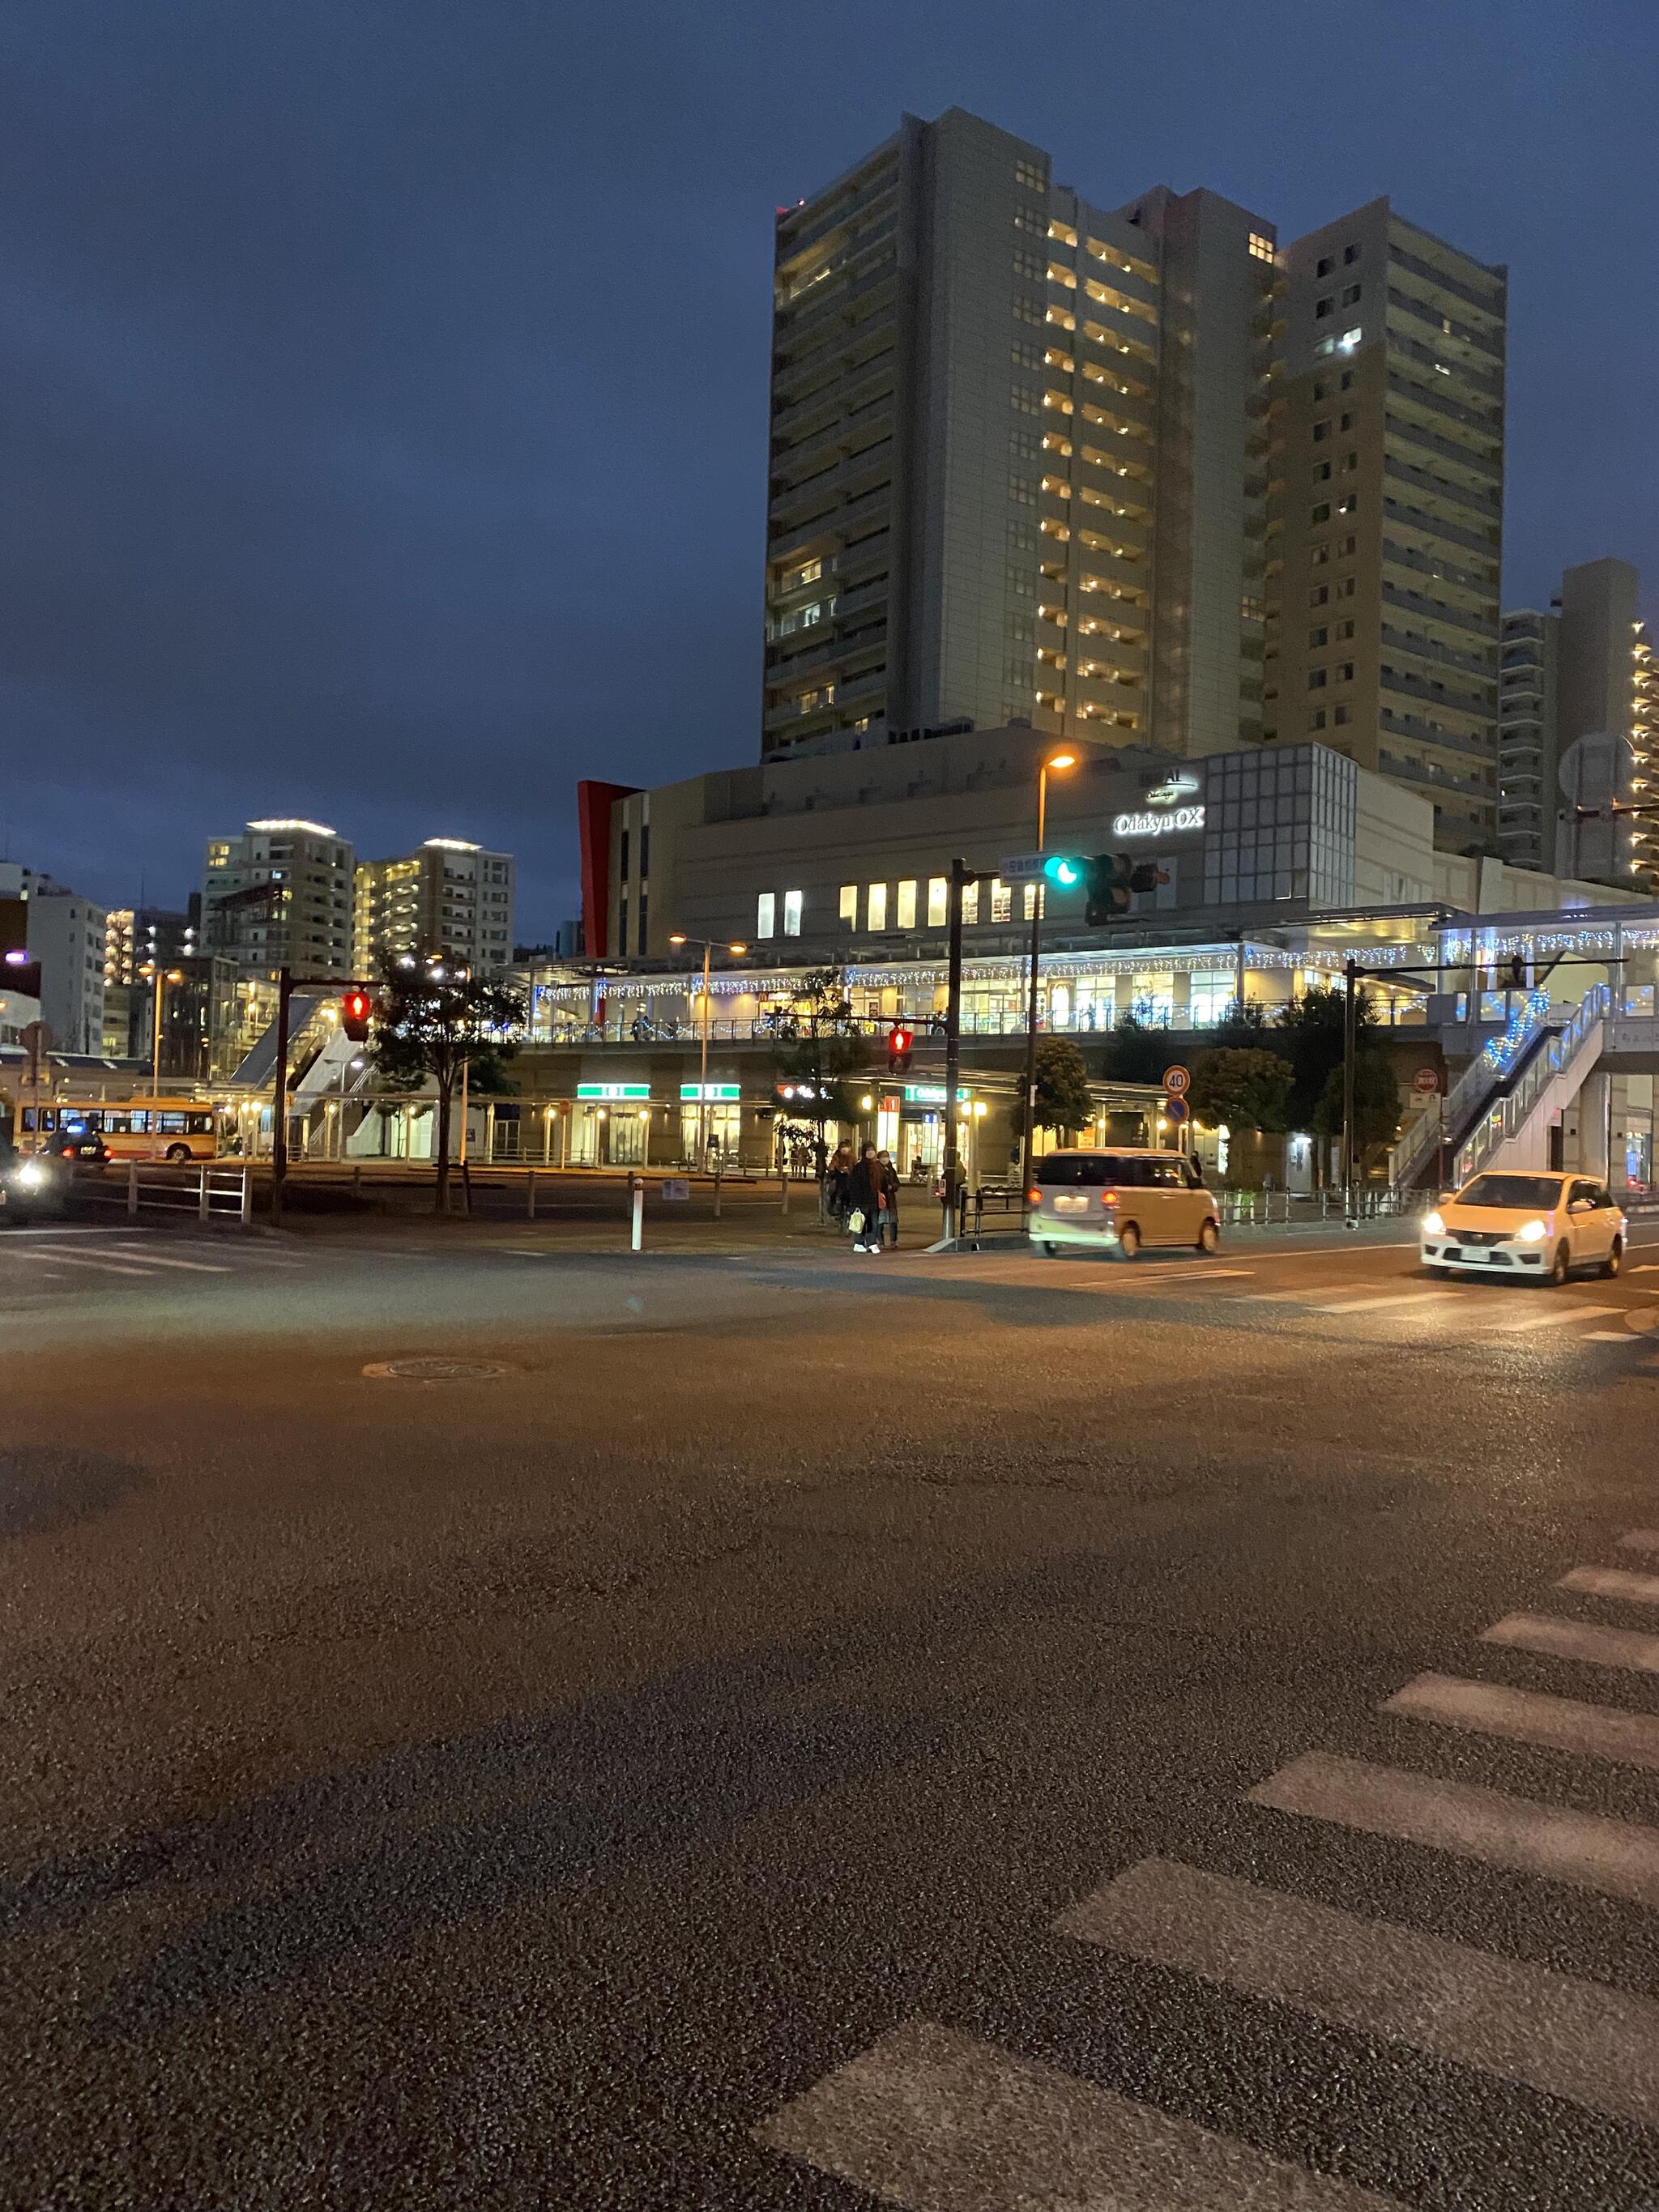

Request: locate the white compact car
(1421, 1171), (1626, 1285)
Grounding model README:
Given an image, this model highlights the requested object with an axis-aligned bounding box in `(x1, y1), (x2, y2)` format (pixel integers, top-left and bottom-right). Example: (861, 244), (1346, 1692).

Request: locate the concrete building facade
(352, 839), (516, 973)
(202, 820), (356, 980)
(762, 108), (1276, 764)
(0, 865), (109, 1055)
(1497, 607), (1559, 872)
(1264, 199), (1507, 856)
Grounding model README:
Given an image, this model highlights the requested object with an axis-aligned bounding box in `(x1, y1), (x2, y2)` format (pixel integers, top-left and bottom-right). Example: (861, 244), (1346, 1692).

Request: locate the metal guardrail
(1452, 984), (1610, 1187)
(80, 1161), (254, 1227)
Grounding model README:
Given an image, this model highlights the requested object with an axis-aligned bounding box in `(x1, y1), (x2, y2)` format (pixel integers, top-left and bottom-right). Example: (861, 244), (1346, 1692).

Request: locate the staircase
(1450, 984), (1610, 1186)
(1391, 987), (1554, 1196)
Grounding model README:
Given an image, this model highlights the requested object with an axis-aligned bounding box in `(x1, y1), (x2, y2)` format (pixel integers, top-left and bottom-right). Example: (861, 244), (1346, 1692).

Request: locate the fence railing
(1391, 987), (1552, 1194)
(81, 1161), (254, 1227)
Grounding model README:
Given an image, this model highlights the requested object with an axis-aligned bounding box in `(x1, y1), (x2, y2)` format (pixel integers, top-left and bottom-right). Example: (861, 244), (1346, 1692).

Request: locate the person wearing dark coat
(876, 1149), (900, 1250)
(845, 1144), (883, 1253)
(825, 1140), (854, 1227)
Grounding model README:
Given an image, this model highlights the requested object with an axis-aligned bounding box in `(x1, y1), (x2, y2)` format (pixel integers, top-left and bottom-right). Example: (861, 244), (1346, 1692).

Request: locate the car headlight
(1422, 1211), (1444, 1236)
(15, 1161), (45, 1189)
(1516, 1218), (1548, 1242)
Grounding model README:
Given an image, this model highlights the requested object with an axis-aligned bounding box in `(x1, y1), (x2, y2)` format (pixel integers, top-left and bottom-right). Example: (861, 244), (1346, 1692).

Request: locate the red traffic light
(340, 988), (373, 1042)
(885, 1023), (914, 1074)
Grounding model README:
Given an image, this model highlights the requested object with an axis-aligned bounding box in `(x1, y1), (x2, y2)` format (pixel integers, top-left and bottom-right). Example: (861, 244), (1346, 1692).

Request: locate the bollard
(527, 1169), (536, 1221)
(198, 1164), (211, 1221)
(713, 1160), (723, 1219)
(127, 1161), (139, 1217)
(779, 1172), (790, 1215)
(630, 1174), (645, 1251)
(240, 1166), (253, 1227)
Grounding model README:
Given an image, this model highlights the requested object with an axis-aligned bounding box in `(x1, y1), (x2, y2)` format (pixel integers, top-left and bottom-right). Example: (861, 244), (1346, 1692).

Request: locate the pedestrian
(825, 1139), (854, 1228)
(844, 1142), (883, 1253)
(876, 1147), (900, 1250)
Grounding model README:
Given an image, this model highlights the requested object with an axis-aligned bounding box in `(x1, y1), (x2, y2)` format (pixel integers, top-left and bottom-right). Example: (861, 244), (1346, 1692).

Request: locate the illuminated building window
(867, 884), (888, 931)
(783, 889), (803, 937)
(838, 884), (857, 926)
(756, 893), (776, 940)
(896, 880), (918, 930)
(927, 878), (949, 928)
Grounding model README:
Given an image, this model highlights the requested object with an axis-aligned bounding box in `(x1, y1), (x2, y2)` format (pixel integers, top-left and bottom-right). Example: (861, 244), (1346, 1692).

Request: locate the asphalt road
(5, 1214), (1659, 2209)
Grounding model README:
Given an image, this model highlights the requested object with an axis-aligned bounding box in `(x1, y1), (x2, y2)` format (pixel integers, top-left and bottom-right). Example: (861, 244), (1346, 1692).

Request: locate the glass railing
(1392, 987), (1552, 1190)
(1452, 986), (1610, 1186)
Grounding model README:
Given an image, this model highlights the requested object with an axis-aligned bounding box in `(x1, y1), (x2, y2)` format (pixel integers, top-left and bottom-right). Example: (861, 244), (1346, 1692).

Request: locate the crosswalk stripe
(66, 1248), (232, 1274)
(1482, 1610), (1659, 1677)
(1383, 1670), (1659, 1772)
(755, 2018), (1403, 2210)
(1310, 1291), (1462, 1315)
(1559, 1564), (1659, 1608)
(1619, 1529), (1659, 1555)
(29, 1251), (157, 1278)
(1247, 1750), (1659, 1908)
(1057, 1856), (1659, 2130)
(1493, 1303), (1622, 1334)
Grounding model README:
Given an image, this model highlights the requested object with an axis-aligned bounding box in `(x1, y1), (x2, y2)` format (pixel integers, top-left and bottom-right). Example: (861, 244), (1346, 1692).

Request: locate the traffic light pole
(1341, 954), (1358, 1230)
(943, 859), (969, 1240)
(271, 966), (292, 1229)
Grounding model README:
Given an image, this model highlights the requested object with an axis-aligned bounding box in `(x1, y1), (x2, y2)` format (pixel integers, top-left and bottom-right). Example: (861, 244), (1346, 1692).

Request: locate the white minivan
(1029, 1149), (1222, 1259)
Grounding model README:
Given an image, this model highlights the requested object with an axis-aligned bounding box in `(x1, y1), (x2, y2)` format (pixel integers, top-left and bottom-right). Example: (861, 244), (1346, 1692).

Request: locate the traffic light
(340, 988), (373, 1042)
(1041, 852), (1083, 890)
(1082, 854), (1169, 927)
(2, 951), (41, 1000)
(885, 1023), (914, 1075)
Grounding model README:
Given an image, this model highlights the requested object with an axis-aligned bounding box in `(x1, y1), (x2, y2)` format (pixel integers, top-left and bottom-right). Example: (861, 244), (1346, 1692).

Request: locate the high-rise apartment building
(1497, 609), (1559, 872)
(1264, 199), (1507, 855)
(0, 863), (108, 1055)
(103, 905), (198, 985)
(762, 108), (1277, 762)
(352, 838), (516, 972)
(1499, 559), (1656, 887)
(202, 820), (356, 979)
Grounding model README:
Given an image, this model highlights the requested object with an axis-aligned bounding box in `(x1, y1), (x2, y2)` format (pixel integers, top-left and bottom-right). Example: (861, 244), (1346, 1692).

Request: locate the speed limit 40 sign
(1162, 1064), (1191, 1096)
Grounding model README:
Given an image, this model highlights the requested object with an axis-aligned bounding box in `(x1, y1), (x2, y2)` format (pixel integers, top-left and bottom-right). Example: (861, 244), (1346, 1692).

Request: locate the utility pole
(942, 858), (973, 1239)
(270, 966), (292, 1229)
(1341, 953), (1358, 1228)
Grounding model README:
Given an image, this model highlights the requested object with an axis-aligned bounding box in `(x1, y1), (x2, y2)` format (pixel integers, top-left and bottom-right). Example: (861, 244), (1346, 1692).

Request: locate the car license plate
(1053, 1195), (1089, 1213)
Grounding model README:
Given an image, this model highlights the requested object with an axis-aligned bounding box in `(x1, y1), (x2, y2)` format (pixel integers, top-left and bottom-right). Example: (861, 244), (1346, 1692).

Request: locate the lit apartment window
(1247, 232), (1274, 263)
(927, 877), (948, 928)
(838, 884), (857, 926)
(1338, 326), (1362, 352)
(757, 893), (776, 939)
(783, 889), (803, 937)
(896, 880), (918, 930)
(867, 884), (888, 931)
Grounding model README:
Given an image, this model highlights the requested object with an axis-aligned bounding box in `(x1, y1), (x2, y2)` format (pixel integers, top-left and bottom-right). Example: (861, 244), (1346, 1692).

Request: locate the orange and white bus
(19, 1098), (220, 1162)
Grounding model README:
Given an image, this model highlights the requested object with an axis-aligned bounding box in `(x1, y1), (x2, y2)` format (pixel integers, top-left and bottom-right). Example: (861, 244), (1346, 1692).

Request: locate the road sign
(1413, 1066), (1441, 1095)
(1162, 1064), (1191, 1096)
(661, 1178), (690, 1201)
(1000, 853), (1048, 882)
(1162, 1096), (1190, 1126)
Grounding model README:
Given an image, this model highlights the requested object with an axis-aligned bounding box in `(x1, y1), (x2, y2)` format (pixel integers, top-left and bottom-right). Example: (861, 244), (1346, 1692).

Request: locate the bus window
(187, 1112), (214, 1136)
(158, 1111), (187, 1134)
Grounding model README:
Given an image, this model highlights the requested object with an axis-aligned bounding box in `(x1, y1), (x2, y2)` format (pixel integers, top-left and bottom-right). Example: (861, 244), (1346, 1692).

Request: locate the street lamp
(667, 932), (748, 1168)
(139, 961), (186, 1143)
(1021, 750), (1077, 1198)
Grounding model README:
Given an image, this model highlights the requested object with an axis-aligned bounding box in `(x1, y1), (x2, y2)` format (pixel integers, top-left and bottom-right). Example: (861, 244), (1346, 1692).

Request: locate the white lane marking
(1058, 1856), (1659, 2131)
(1585, 1331), (1641, 1341)
(1482, 1610), (1659, 1677)
(1492, 1303), (1622, 1334)
(1077, 1269), (1256, 1289)
(1619, 1529), (1659, 1555)
(63, 1248), (232, 1274)
(755, 2018), (1403, 2210)
(1384, 1670), (1659, 1772)
(1559, 1563), (1659, 1608)
(27, 1251), (157, 1278)
(1310, 1291), (1465, 1315)
(1247, 1750), (1659, 1909)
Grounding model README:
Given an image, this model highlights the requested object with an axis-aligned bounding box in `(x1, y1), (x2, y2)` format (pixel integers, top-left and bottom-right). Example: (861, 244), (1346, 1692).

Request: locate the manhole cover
(361, 1357), (510, 1382)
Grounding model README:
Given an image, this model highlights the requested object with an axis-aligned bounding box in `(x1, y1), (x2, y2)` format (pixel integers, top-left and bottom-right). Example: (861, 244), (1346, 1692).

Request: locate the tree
(1209, 995), (1269, 1048)
(767, 967), (869, 1188)
(1032, 1035), (1096, 1138)
(1312, 1050), (1402, 1176)
(1100, 1012), (1171, 1085)
(1188, 1047), (1293, 1133)
(1277, 980), (1378, 1133)
(368, 953), (527, 1213)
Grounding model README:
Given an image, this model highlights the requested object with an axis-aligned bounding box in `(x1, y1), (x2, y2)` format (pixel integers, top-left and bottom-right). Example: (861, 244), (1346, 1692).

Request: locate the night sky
(5, 1), (1656, 940)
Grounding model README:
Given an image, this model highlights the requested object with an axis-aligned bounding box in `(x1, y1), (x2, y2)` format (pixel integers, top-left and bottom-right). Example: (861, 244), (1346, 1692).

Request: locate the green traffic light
(1043, 854), (1081, 888)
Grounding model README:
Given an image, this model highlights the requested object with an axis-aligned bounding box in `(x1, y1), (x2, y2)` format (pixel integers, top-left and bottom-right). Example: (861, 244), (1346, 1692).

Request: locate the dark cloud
(4, 0), (1656, 935)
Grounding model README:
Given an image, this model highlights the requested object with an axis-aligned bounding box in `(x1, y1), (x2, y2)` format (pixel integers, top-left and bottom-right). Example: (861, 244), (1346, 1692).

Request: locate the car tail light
(1102, 1190), (1119, 1207)
(1027, 1187), (1041, 1204)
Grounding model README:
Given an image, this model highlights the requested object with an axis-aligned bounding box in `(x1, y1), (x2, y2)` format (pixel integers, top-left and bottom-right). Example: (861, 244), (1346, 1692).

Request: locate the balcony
(1380, 622), (1495, 683)
(777, 164), (899, 266)
(1388, 239), (1505, 325)
(1384, 451), (1500, 526)
(1378, 703), (1497, 764)
(1387, 323), (1504, 401)
(1377, 750), (1493, 803)
(1380, 543), (1497, 607)
(767, 484), (891, 565)
(1381, 488), (1501, 562)
(1379, 663), (1495, 721)
(1385, 409), (1501, 485)
(1385, 285), (1503, 364)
